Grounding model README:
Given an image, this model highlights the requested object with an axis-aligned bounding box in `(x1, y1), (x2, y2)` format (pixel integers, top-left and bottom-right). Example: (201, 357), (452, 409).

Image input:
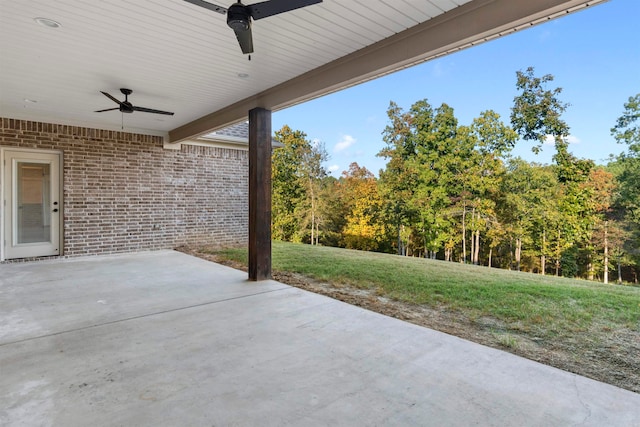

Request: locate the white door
(2, 150), (61, 259)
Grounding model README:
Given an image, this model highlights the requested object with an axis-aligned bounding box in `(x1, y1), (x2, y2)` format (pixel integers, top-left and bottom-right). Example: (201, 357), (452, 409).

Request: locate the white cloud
(328, 164), (340, 173)
(566, 135), (580, 145)
(431, 59), (455, 78)
(334, 134), (356, 152)
(432, 62), (443, 77)
(544, 134), (580, 145)
(538, 30), (553, 43)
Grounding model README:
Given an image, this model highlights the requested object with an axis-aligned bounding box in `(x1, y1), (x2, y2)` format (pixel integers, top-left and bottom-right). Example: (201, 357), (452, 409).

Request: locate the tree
(299, 139), (329, 245)
(380, 101), (518, 264)
(499, 159), (559, 272)
(272, 125), (328, 244)
(412, 102), (462, 260)
(272, 126), (308, 241)
(511, 67), (596, 277)
(465, 110), (517, 265)
(511, 66), (570, 154)
(611, 94), (640, 149)
(611, 94), (640, 223)
(378, 101), (420, 255)
(340, 163), (386, 251)
(581, 167), (616, 282)
(317, 176), (348, 247)
(510, 67), (593, 181)
(609, 94), (640, 280)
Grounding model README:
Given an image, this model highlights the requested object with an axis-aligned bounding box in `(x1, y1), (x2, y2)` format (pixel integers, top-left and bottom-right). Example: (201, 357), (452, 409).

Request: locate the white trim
(162, 133), (282, 151)
(163, 135), (249, 151)
(202, 134), (249, 145)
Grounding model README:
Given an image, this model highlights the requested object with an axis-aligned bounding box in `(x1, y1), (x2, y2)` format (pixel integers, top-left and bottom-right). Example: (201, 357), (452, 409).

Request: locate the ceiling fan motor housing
(227, 3), (250, 31)
(120, 103), (134, 113)
(120, 89), (134, 113)
(185, 0), (323, 54)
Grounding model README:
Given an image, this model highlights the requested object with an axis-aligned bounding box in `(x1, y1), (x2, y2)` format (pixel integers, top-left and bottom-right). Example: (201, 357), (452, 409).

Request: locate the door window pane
(17, 162), (51, 244)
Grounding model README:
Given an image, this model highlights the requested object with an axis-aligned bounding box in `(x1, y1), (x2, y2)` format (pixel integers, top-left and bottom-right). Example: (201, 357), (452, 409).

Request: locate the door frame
(1, 147), (64, 261)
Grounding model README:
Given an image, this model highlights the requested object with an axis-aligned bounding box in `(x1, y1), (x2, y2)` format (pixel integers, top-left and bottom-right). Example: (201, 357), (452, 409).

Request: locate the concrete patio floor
(1, 250), (638, 426)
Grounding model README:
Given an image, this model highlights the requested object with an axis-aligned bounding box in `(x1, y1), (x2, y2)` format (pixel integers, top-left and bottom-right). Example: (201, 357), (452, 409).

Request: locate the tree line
(271, 67), (640, 284)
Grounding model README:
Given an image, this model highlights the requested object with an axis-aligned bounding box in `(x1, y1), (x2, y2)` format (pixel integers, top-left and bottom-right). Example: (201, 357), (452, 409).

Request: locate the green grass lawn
(216, 241), (640, 339)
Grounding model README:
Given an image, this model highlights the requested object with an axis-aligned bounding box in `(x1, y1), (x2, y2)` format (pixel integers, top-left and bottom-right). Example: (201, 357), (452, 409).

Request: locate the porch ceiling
(0, 0), (606, 142)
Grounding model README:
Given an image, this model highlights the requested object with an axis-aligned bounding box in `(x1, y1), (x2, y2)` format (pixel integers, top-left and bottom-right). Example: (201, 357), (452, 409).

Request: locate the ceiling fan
(184, 0), (323, 55)
(95, 88), (174, 116)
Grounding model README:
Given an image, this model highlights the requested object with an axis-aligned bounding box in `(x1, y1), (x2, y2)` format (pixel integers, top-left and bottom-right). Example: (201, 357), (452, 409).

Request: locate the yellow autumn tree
(340, 163), (386, 251)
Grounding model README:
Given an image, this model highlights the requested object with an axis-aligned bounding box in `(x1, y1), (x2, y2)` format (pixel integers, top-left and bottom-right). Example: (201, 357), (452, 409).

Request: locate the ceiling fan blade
(132, 106), (175, 116)
(248, 0), (322, 20)
(234, 27), (254, 54)
(94, 107), (119, 113)
(183, 0), (227, 14)
(100, 91), (124, 106)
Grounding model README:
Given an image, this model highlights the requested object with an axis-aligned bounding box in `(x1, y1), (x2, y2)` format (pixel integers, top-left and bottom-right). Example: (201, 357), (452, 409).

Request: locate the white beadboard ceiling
(0, 0), (606, 141)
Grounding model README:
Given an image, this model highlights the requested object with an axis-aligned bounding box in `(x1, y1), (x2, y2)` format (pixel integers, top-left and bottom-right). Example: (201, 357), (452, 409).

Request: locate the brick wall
(1, 118), (248, 257)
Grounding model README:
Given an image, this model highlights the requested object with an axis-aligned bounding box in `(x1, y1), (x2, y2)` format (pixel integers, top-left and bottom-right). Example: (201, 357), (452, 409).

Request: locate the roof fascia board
(169, 0), (606, 143)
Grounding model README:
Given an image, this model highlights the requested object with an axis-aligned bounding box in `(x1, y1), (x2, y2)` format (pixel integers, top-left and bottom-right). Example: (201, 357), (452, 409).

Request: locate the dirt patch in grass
(180, 246), (640, 393)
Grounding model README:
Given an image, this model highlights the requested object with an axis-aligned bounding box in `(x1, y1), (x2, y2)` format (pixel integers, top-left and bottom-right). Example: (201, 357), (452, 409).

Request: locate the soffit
(0, 0), (606, 141)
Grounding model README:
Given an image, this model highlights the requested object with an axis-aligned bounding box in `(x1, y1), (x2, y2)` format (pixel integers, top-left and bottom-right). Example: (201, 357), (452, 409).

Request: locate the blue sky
(272, 0), (640, 177)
